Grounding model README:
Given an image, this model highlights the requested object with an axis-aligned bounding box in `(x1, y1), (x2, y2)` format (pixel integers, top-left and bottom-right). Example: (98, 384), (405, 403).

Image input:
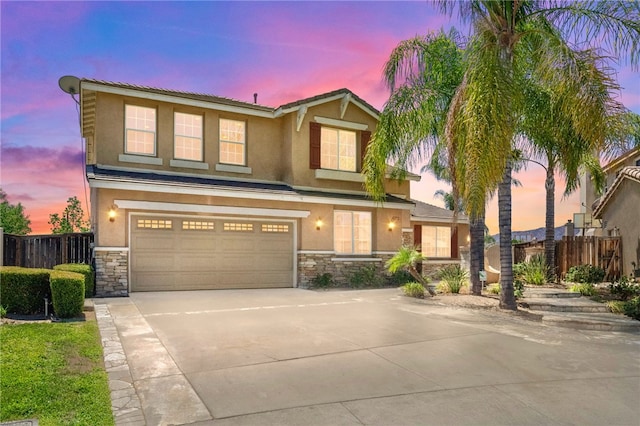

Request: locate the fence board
(2, 233), (94, 269)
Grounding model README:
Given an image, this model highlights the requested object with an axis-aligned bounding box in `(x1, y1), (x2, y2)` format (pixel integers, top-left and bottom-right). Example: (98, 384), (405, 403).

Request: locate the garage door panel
(131, 217), (293, 291)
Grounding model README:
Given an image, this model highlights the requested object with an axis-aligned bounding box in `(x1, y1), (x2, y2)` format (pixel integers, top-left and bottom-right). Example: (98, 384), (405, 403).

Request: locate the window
(321, 127), (356, 171)
(174, 112), (203, 161)
(137, 219), (172, 229)
(334, 211), (371, 255)
(182, 220), (214, 230)
(223, 222), (253, 232)
(262, 224), (289, 233)
(125, 105), (156, 155)
(219, 119), (246, 165)
(421, 226), (451, 258)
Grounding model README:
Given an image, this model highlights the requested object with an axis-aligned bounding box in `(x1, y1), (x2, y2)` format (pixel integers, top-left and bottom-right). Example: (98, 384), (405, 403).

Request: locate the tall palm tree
(361, 30), (491, 295)
(437, 0), (640, 310)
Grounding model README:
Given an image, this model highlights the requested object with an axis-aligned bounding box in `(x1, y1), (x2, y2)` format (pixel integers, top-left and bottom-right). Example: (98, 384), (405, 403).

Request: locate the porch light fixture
(108, 205), (118, 222)
(388, 217), (399, 232)
(315, 219), (323, 230)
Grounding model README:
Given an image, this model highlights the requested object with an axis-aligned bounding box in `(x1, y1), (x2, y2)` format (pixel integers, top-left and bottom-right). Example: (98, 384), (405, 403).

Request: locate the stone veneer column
(94, 248), (129, 297)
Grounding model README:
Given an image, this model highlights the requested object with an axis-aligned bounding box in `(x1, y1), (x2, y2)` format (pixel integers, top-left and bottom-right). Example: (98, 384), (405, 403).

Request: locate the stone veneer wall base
(94, 249), (129, 297)
(298, 253), (395, 287)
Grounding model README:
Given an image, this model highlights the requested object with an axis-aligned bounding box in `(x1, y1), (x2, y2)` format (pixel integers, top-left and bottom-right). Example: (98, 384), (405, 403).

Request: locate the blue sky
(1, 1), (638, 234)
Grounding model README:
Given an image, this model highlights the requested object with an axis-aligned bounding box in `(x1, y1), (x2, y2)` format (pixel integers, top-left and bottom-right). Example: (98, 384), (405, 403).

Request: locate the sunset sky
(2, 1), (639, 235)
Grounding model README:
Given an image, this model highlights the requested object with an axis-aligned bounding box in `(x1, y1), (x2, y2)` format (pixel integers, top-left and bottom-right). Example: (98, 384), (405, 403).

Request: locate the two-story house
(69, 78), (468, 295)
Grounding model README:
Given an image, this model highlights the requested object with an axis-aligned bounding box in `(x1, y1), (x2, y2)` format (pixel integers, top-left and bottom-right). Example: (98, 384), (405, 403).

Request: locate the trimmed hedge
(0, 267), (52, 315)
(54, 263), (94, 297)
(50, 270), (85, 318)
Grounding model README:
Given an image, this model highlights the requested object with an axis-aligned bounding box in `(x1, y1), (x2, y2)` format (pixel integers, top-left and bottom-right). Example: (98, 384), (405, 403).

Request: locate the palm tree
(386, 246), (436, 296)
(361, 30), (490, 295)
(436, 0), (640, 310)
(433, 189), (464, 212)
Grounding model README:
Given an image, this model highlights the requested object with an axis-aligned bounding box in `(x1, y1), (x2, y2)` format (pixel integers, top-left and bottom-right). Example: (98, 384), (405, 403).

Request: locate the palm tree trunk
(408, 266), (436, 296)
(499, 160), (517, 310)
(469, 206), (485, 296)
(544, 163), (556, 282)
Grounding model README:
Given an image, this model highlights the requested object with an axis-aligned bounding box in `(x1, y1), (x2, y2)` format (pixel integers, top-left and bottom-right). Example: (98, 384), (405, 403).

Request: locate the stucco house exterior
(71, 78), (466, 295)
(593, 166), (640, 277)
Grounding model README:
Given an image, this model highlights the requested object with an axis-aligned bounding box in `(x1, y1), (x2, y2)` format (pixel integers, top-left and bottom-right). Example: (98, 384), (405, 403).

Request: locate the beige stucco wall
(598, 180), (640, 276)
(94, 188), (410, 253)
(92, 92), (285, 181)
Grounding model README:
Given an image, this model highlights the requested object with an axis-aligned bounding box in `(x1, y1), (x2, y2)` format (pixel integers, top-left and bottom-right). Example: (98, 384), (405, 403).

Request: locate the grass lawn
(0, 319), (114, 425)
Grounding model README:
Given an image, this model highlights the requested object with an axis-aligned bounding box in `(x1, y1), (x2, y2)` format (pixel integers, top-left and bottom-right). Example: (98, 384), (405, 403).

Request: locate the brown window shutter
(413, 224), (422, 248)
(309, 122), (321, 169)
(451, 226), (459, 258)
(360, 130), (371, 170)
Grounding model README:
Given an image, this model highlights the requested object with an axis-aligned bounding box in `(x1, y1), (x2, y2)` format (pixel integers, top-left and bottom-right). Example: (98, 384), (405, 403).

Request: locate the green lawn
(0, 320), (114, 425)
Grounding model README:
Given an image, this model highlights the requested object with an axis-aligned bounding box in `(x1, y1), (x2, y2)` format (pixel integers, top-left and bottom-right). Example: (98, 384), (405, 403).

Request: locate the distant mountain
(491, 225), (575, 244)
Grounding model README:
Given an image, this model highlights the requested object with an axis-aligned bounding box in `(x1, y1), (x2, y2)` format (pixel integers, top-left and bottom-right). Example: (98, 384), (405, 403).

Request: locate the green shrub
(606, 300), (626, 314)
(50, 270), (85, 319)
(54, 263), (94, 297)
(348, 265), (384, 289)
(622, 296), (640, 320)
(0, 305), (6, 318)
(0, 266), (52, 314)
(401, 282), (425, 298)
(311, 272), (334, 288)
(569, 283), (596, 296)
(514, 254), (548, 285)
(565, 264), (605, 284)
(609, 275), (640, 301)
(488, 283), (501, 294)
(437, 264), (468, 294)
(387, 269), (415, 287)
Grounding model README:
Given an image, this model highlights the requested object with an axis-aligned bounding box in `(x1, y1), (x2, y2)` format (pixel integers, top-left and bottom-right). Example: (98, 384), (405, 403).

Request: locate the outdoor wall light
(388, 218), (399, 232)
(315, 219), (323, 230)
(108, 205), (117, 222)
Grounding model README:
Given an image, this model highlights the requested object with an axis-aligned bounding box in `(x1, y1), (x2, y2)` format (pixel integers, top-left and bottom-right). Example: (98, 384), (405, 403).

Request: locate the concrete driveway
(94, 288), (640, 426)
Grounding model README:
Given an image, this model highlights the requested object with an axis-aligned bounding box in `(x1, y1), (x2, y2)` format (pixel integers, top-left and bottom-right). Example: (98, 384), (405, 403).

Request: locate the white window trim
(174, 112), (204, 162)
(334, 210), (372, 255)
(219, 118), (247, 166)
(125, 105), (157, 156)
(314, 116), (368, 131)
(315, 169), (364, 182)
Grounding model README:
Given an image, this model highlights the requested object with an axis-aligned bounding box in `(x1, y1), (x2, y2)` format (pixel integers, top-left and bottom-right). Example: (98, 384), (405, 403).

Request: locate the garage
(130, 215), (294, 291)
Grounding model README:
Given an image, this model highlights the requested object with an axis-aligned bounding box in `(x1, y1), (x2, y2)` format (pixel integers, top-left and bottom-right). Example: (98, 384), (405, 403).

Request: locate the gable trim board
(593, 166), (640, 219)
(114, 200), (311, 218)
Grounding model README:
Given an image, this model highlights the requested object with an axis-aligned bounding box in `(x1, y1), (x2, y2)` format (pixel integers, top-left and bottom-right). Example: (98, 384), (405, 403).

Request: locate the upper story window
(174, 112), (203, 161)
(321, 127), (356, 172)
(219, 118), (246, 165)
(334, 211), (371, 255)
(125, 105), (156, 156)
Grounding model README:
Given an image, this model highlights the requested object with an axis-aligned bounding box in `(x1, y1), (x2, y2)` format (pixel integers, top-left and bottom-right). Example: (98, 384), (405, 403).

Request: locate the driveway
(94, 288), (640, 425)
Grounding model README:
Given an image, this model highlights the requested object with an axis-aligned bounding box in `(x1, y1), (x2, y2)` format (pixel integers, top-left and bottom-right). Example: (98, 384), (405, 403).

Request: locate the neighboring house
(72, 78), (438, 295)
(410, 199), (470, 274)
(593, 166), (640, 277)
(580, 147), (640, 231)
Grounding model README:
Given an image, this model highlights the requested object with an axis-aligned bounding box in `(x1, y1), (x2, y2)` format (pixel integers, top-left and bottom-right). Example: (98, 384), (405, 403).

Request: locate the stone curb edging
(94, 303), (146, 426)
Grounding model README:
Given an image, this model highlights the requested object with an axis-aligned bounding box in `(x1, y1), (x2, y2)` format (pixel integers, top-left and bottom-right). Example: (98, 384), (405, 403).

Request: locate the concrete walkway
(94, 289), (640, 426)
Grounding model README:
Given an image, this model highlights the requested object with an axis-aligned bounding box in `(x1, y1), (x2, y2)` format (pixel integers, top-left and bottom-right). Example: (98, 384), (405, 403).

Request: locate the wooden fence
(2, 232), (94, 269)
(513, 236), (622, 281)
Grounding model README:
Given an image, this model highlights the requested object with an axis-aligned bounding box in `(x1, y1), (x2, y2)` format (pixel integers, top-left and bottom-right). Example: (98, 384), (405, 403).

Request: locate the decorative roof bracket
(340, 93), (351, 119)
(296, 105), (308, 132)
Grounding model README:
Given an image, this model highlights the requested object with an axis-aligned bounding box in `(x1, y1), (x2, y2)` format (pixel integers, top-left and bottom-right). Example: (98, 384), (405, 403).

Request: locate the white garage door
(130, 216), (294, 291)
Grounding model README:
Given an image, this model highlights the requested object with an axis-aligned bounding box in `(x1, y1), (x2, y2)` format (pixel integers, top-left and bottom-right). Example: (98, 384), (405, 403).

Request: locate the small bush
(54, 263), (94, 297)
(0, 305), (6, 318)
(437, 264), (468, 294)
(50, 270), (85, 319)
(622, 296), (640, 320)
(0, 266), (52, 314)
(569, 283), (596, 296)
(348, 265), (384, 289)
(565, 264), (605, 284)
(606, 300), (627, 314)
(311, 272), (334, 288)
(514, 254), (548, 285)
(609, 275), (640, 301)
(401, 282), (425, 298)
(387, 269), (415, 286)
(488, 284), (500, 295)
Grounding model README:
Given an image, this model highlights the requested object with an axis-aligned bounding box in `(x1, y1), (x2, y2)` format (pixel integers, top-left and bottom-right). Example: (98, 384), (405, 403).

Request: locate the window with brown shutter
(309, 122), (321, 169)
(413, 224), (422, 248)
(451, 226), (459, 258)
(360, 130), (371, 171)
